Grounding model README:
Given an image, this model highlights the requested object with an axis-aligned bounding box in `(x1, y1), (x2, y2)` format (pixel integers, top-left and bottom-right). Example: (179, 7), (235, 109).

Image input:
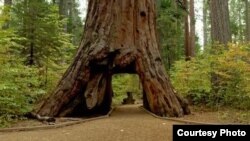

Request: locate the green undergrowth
(0, 57), (66, 127)
(171, 43), (250, 109)
(0, 5), (71, 127)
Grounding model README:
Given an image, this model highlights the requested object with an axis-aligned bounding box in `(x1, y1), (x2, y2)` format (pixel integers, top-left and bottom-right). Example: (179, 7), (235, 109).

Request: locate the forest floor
(8, 103), (250, 128)
(178, 106), (250, 124)
(0, 104), (249, 141)
(0, 105), (179, 141)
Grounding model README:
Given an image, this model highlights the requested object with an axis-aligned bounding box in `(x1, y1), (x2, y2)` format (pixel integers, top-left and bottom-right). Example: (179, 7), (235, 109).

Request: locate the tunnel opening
(112, 74), (143, 106)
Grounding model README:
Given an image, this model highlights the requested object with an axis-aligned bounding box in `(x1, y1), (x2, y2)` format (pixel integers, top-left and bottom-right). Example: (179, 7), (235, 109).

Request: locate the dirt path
(0, 105), (180, 141)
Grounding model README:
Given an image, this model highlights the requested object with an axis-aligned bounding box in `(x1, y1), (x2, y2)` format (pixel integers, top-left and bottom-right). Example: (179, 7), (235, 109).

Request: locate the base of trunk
(33, 0), (191, 118)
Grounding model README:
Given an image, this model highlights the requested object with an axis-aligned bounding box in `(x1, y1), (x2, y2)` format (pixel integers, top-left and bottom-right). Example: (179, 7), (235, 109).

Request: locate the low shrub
(171, 43), (250, 109)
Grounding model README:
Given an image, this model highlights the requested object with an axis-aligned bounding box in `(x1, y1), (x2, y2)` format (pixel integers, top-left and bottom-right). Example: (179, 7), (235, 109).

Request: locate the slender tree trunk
(156, 0), (161, 11)
(68, 0), (73, 33)
(210, 0), (232, 45)
(28, 8), (35, 65)
(184, 0), (190, 60)
(203, 0), (208, 46)
(173, 1), (179, 65)
(52, 0), (56, 5)
(59, 0), (69, 31)
(238, 2), (243, 42)
(59, 0), (68, 16)
(210, 0), (231, 98)
(246, 0), (250, 41)
(67, 0), (79, 42)
(189, 0), (195, 57)
(2, 0), (12, 29)
(28, 28), (35, 65)
(4, 0), (12, 5)
(34, 0), (190, 118)
(29, 41), (34, 65)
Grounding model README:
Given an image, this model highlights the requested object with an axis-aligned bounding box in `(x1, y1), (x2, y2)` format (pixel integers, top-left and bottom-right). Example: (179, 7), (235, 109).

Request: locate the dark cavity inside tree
(34, 0), (190, 117)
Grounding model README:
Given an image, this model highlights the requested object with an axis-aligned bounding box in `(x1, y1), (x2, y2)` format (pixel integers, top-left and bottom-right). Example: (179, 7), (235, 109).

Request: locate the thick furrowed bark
(34, 0), (190, 118)
(136, 57), (189, 117)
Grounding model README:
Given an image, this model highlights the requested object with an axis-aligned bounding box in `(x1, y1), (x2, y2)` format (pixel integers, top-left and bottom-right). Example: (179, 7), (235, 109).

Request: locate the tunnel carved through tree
(34, 0), (190, 117)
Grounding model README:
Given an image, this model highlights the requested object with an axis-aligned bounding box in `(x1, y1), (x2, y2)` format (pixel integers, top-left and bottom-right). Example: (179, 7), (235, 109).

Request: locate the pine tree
(12, 0), (74, 66)
(157, 0), (185, 69)
(55, 0), (83, 45)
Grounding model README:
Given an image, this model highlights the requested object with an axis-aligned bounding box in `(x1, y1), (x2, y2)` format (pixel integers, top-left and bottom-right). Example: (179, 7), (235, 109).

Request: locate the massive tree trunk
(210, 0), (231, 45)
(35, 0), (190, 117)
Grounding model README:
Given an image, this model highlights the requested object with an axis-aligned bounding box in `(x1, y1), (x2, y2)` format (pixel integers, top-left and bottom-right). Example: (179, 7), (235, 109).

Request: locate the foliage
(0, 50), (65, 127)
(0, 17), (34, 126)
(0, 39), (66, 127)
(157, 0), (185, 70)
(66, 0), (84, 45)
(171, 53), (212, 103)
(11, 0), (75, 66)
(112, 74), (142, 105)
(0, 2), (74, 127)
(0, 60), (42, 127)
(171, 43), (250, 109)
(229, 0), (245, 42)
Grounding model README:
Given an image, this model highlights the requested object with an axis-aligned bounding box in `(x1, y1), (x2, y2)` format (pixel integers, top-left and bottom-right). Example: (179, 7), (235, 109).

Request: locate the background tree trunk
(184, 0), (190, 60)
(2, 0), (12, 29)
(4, 0), (12, 5)
(210, 0), (231, 99)
(59, 0), (69, 31)
(35, 0), (190, 117)
(189, 0), (195, 57)
(246, 0), (250, 41)
(238, 1), (244, 42)
(203, 0), (208, 46)
(59, 0), (68, 17)
(52, 0), (56, 5)
(210, 0), (231, 45)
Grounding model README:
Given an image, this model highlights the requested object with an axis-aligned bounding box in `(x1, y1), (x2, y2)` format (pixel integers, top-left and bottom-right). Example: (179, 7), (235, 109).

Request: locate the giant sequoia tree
(35, 0), (190, 117)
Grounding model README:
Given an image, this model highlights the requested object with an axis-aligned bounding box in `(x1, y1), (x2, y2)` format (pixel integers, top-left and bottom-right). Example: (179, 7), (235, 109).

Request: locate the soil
(9, 104), (250, 128)
(178, 106), (250, 124)
(9, 117), (89, 128)
(0, 104), (249, 141)
(0, 105), (180, 141)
